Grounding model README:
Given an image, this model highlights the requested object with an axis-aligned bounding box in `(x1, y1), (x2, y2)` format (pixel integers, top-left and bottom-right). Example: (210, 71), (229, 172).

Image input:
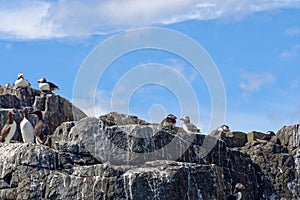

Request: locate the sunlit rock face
(0, 88), (299, 199)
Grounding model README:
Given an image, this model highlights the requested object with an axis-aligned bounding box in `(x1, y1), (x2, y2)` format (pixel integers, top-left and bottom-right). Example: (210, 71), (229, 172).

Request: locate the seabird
(161, 114), (177, 129)
(256, 131), (277, 143)
(13, 73), (30, 89)
(32, 110), (49, 144)
(4, 83), (12, 89)
(20, 108), (34, 143)
(217, 124), (231, 132)
(37, 78), (59, 92)
(0, 111), (16, 143)
(265, 131), (277, 143)
(227, 183), (246, 200)
(4, 83), (12, 94)
(180, 116), (200, 134)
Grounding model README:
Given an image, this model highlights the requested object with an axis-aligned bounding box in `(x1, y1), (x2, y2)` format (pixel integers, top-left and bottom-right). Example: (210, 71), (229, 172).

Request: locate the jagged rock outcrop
(99, 112), (150, 126)
(1, 114), (259, 200)
(1, 87), (300, 199)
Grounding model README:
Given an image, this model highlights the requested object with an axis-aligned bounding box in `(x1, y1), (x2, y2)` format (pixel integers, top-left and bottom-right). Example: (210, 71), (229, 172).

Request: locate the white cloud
(239, 72), (275, 94)
(280, 44), (300, 60)
(0, 0), (300, 39)
(284, 27), (300, 36)
(0, 1), (61, 39)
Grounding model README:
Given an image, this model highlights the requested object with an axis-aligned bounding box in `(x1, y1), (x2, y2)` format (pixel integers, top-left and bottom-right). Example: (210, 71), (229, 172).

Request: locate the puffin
(217, 124), (231, 132)
(20, 108), (34, 143)
(180, 116), (200, 134)
(32, 110), (49, 144)
(161, 114), (177, 129)
(0, 111), (16, 143)
(265, 131), (277, 143)
(13, 73), (30, 89)
(227, 183), (246, 200)
(256, 131), (277, 143)
(37, 78), (59, 92)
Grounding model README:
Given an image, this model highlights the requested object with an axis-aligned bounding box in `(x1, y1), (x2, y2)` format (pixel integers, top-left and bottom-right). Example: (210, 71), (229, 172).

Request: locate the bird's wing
(186, 123), (200, 132)
(33, 121), (43, 137)
(48, 82), (59, 90)
(39, 124), (50, 144)
(0, 125), (10, 142)
(160, 119), (166, 125)
(26, 80), (31, 86)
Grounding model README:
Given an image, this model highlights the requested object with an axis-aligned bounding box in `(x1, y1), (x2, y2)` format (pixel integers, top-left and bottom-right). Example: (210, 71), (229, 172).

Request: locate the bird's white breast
(182, 124), (189, 133)
(14, 79), (29, 88)
(39, 82), (50, 91)
(5, 121), (16, 143)
(236, 192), (242, 200)
(20, 118), (34, 143)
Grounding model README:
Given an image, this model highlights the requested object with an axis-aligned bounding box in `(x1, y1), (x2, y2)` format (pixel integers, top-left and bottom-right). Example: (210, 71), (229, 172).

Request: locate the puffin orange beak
(180, 118), (184, 121)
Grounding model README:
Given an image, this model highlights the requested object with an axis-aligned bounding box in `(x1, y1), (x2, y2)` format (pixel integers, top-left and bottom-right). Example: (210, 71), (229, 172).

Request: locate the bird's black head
(37, 78), (46, 83)
(167, 114), (177, 120)
(31, 110), (43, 119)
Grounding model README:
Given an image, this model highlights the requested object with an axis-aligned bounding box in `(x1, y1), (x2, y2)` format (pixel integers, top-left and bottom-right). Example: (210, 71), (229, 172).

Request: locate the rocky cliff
(0, 87), (299, 199)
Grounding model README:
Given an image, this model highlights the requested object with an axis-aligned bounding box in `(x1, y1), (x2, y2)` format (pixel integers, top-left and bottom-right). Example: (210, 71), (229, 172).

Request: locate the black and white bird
(32, 110), (49, 144)
(256, 131), (277, 143)
(14, 73), (30, 89)
(20, 108), (34, 143)
(161, 114), (177, 129)
(0, 111), (16, 143)
(180, 116), (200, 134)
(227, 183), (246, 200)
(217, 124), (231, 132)
(37, 78), (59, 92)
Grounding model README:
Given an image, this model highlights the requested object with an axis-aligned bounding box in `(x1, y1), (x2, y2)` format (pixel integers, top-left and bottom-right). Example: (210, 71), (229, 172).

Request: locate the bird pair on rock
(0, 109), (49, 145)
(13, 73), (59, 93)
(161, 114), (200, 134)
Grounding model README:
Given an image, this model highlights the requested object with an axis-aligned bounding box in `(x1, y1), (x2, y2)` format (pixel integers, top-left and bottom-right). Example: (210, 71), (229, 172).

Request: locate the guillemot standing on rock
(180, 116), (200, 134)
(37, 78), (59, 93)
(0, 111), (16, 143)
(20, 108), (34, 143)
(32, 110), (49, 144)
(161, 114), (177, 129)
(227, 183), (246, 200)
(14, 73), (30, 89)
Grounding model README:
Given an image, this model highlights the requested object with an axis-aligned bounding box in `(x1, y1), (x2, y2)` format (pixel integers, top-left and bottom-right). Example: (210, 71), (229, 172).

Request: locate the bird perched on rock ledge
(37, 78), (59, 93)
(161, 114), (177, 129)
(20, 108), (34, 143)
(180, 116), (200, 134)
(217, 124), (231, 132)
(0, 111), (16, 143)
(32, 110), (49, 145)
(14, 73), (30, 89)
(256, 131), (277, 144)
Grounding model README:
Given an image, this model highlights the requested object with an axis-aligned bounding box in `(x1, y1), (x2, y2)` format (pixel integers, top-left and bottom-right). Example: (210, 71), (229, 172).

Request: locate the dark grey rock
(209, 130), (247, 148)
(0, 84), (300, 200)
(0, 94), (21, 109)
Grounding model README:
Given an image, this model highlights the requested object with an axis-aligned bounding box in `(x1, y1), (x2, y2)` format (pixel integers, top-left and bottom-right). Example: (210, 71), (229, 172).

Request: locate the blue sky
(1, 1), (300, 133)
